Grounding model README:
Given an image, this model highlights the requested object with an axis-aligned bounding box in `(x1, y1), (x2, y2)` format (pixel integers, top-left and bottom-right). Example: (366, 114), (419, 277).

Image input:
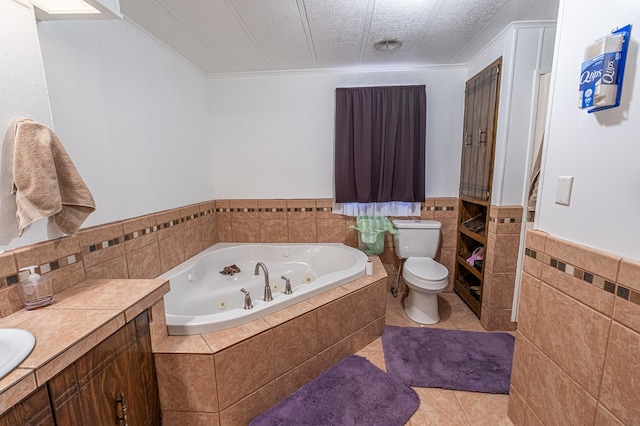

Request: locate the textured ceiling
(120, 0), (559, 75)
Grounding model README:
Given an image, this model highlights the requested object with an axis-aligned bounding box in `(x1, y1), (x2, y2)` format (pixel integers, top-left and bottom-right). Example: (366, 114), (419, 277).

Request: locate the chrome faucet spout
(254, 262), (272, 301)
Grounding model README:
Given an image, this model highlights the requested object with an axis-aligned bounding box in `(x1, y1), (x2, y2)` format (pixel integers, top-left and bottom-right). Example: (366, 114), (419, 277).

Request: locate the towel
(352, 216), (397, 255)
(6, 118), (95, 236)
(355, 216), (397, 243)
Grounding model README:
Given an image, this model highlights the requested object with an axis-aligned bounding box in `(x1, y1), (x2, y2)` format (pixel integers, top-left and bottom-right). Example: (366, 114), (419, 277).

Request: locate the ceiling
(119, 0), (559, 75)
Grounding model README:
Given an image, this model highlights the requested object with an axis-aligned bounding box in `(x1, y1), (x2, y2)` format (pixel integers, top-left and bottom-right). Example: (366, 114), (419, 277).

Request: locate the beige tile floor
(355, 291), (514, 426)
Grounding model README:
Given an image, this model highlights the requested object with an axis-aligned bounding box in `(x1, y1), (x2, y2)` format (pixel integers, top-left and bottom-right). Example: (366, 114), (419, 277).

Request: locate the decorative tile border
(216, 207), (337, 213)
(423, 206), (456, 211)
(489, 217), (522, 224)
(7, 253), (83, 285)
(524, 247), (638, 305)
(215, 204), (456, 214)
(122, 207), (215, 244)
(82, 237), (122, 255)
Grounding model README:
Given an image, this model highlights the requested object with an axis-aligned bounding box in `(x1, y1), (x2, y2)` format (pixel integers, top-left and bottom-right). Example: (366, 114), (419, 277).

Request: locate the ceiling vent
(373, 38), (403, 52)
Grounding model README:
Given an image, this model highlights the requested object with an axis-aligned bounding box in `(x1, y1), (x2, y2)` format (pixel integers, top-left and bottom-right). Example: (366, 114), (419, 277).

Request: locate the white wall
(0, 3), (213, 251)
(0, 0), (55, 249)
(537, 0), (640, 260)
(207, 67), (466, 200)
(466, 22), (556, 207)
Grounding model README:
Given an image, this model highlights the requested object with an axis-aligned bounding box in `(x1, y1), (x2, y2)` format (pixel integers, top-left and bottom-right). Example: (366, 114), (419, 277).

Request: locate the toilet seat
(403, 257), (448, 290)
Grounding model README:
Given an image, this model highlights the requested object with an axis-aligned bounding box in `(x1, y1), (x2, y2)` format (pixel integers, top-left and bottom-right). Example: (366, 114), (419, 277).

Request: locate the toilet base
(404, 290), (440, 324)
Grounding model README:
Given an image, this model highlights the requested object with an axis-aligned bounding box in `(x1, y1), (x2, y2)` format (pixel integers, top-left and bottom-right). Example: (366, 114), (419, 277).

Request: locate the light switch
(555, 176), (574, 206)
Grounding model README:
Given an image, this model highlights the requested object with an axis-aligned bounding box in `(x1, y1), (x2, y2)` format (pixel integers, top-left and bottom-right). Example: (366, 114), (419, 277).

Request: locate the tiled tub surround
(481, 205), (523, 331)
(509, 229), (640, 425)
(153, 257), (388, 425)
(0, 278), (169, 415)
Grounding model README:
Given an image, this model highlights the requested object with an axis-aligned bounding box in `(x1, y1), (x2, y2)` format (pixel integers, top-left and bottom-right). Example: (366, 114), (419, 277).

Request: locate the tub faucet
(254, 262), (272, 302)
(240, 288), (253, 309)
(281, 275), (292, 295)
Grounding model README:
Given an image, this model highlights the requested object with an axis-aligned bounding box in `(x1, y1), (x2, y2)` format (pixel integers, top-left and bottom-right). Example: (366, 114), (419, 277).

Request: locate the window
(334, 85), (426, 215)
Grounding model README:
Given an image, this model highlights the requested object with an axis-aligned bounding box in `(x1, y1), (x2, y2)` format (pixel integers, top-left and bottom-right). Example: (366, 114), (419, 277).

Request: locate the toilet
(392, 219), (449, 324)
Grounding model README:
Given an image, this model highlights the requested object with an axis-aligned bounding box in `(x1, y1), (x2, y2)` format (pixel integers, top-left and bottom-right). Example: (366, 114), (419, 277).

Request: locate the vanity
(0, 278), (169, 425)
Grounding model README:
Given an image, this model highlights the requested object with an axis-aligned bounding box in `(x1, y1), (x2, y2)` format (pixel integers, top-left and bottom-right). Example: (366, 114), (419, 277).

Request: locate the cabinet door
(49, 312), (159, 426)
(134, 311), (161, 426)
(459, 58), (501, 201)
(474, 62), (500, 200)
(0, 386), (55, 426)
(459, 78), (476, 198)
(48, 367), (83, 425)
(77, 346), (150, 425)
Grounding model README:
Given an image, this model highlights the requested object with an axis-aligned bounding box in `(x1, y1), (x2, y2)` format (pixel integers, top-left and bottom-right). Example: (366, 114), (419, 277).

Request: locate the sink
(0, 329), (35, 380)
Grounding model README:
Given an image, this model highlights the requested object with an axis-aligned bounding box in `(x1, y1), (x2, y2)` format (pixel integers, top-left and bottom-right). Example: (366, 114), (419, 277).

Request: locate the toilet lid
(404, 258), (448, 281)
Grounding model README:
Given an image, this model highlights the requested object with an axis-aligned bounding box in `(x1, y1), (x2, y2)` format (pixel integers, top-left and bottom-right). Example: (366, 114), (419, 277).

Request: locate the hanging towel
(352, 216), (398, 255)
(6, 118), (96, 236)
(355, 216), (397, 243)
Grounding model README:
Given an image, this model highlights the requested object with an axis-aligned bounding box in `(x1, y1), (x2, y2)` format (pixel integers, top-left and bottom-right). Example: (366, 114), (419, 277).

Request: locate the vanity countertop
(0, 278), (169, 414)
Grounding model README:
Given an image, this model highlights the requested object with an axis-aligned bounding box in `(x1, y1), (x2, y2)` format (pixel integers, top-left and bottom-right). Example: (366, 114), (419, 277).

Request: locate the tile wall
(509, 229), (640, 425)
(0, 196), (488, 323)
(481, 205), (523, 331)
(0, 201), (217, 317)
(214, 197), (460, 292)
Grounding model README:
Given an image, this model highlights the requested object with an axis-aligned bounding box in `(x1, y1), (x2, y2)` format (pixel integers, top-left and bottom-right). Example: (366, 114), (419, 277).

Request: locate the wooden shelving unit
(454, 198), (490, 316)
(454, 58), (501, 318)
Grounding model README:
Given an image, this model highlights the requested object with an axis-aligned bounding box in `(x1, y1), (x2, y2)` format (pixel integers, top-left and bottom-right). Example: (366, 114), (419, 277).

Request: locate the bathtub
(159, 243), (368, 335)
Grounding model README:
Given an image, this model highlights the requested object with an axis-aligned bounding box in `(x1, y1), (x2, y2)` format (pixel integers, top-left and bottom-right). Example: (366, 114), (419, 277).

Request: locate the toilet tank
(392, 220), (442, 259)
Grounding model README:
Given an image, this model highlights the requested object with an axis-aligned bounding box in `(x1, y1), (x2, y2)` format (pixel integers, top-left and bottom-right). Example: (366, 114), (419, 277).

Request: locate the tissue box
(579, 24), (632, 112)
(579, 34), (624, 109)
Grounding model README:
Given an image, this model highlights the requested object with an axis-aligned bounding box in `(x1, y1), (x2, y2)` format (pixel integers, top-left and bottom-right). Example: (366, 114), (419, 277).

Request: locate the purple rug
(381, 326), (515, 394)
(249, 355), (419, 426)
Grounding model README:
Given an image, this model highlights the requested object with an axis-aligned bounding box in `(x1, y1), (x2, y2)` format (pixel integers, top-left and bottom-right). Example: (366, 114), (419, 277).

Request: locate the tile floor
(355, 291), (514, 426)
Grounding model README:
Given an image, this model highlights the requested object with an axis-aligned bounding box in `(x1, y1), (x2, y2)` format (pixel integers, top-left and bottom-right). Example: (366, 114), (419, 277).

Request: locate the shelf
(459, 195), (490, 207)
(456, 255), (483, 280)
(458, 225), (486, 244)
(454, 278), (481, 317)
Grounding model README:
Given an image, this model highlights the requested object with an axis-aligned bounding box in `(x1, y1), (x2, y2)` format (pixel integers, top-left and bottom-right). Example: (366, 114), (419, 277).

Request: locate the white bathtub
(159, 243), (368, 335)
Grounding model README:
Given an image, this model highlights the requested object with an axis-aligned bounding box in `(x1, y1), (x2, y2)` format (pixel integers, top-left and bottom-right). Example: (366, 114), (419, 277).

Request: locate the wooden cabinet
(459, 58), (501, 201)
(49, 310), (160, 426)
(455, 58), (501, 317)
(1, 311), (160, 426)
(0, 386), (54, 426)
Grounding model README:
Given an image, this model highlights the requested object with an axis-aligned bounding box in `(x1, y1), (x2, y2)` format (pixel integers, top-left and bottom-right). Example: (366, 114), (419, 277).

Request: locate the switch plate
(555, 176), (574, 206)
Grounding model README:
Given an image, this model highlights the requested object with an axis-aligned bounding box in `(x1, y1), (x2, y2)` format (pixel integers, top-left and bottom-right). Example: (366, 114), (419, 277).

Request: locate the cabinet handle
(478, 129), (487, 144)
(116, 392), (128, 426)
(464, 132), (472, 146)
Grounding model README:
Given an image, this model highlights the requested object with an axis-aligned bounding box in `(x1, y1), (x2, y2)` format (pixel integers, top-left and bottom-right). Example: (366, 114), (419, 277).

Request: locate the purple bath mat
(249, 355), (419, 426)
(381, 326), (515, 394)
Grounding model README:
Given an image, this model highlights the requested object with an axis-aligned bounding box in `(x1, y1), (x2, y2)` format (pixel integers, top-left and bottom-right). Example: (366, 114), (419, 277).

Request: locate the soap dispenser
(18, 266), (53, 310)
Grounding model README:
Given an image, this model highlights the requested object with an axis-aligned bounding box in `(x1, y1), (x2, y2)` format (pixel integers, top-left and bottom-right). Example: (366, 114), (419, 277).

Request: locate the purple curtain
(334, 85), (426, 204)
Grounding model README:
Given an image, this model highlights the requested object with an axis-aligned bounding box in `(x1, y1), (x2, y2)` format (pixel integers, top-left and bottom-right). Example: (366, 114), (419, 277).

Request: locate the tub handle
(281, 275), (292, 295)
(240, 288), (253, 309)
